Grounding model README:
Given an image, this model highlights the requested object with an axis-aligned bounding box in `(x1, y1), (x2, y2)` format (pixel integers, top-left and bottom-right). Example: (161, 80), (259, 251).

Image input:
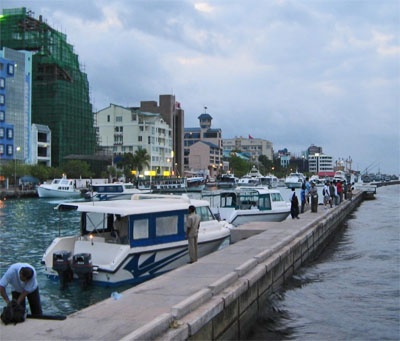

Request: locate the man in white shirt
(0, 263), (42, 316)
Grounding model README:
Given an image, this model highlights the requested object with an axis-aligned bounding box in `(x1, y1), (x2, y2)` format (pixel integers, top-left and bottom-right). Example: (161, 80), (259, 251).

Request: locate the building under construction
(0, 7), (96, 167)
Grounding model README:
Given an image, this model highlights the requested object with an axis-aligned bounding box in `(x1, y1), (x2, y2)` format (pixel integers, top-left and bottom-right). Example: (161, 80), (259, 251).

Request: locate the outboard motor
(71, 253), (93, 289)
(52, 250), (73, 289)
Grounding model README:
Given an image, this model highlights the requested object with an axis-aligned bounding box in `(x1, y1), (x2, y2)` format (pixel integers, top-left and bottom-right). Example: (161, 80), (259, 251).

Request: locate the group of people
(322, 180), (353, 209)
(290, 177), (319, 219)
(290, 177), (354, 218)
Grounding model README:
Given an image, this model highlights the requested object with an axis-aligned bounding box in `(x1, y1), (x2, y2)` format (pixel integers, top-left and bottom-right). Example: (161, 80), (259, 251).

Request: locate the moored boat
(186, 176), (206, 192)
(201, 187), (291, 226)
(84, 182), (151, 201)
(217, 173), (238, 189)
(284, 172), (305, 188)
(151, 177), (187, 193)
(37, 175), (81, 199)
(41, 194), (231, 287)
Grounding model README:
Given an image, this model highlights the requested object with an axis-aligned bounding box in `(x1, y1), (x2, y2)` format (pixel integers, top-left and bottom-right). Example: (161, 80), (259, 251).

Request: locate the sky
(2, 0), (400, 175)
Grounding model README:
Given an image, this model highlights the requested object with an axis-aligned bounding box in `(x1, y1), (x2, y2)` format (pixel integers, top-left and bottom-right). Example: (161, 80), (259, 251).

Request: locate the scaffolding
(0, 7), (96, 167)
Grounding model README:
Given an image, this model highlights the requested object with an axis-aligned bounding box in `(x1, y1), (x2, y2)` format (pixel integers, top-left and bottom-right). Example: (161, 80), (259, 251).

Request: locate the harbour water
(248, 184), (400, 340)
(0, 185), (399, 340)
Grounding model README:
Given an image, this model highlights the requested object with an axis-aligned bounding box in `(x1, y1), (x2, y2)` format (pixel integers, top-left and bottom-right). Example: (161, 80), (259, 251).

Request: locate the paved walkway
(0, 199), (353, 340)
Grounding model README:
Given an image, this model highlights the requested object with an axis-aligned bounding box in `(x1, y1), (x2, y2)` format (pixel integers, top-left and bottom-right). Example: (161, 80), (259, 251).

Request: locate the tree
(62, 160), (93, 178)
(258, 155), (273, 174)
(228, 155), (249, 178)
(133, 148), (151, 174)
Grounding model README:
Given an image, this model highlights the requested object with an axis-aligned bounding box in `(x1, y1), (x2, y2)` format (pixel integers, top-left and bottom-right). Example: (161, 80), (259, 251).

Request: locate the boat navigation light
(90, 234), (94, 245)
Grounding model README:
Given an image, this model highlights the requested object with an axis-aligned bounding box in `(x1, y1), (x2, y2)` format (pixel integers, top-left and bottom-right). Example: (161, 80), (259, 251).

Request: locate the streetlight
(14, 146), (21, 188)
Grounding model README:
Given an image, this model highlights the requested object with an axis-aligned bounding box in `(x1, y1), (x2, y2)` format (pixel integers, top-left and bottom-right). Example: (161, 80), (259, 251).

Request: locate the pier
(0, 189), (367, 340)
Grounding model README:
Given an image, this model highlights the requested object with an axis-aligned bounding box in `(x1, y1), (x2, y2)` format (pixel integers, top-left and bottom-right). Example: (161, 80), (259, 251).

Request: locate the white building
(31, 124), (51, 166)
(95, 104), (173, 175)
(223, 136), (273, 161)
(308, 153), (334, 175)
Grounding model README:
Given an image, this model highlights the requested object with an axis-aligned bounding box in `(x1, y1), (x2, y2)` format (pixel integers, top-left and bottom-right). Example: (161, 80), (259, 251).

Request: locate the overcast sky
(3, 0), (400, 174)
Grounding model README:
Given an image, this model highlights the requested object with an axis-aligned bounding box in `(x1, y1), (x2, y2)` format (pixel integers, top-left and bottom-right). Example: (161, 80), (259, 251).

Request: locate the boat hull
(43, 236), (229, 286)
(37, 187), (81, 199)
(214, 208), (290, 226)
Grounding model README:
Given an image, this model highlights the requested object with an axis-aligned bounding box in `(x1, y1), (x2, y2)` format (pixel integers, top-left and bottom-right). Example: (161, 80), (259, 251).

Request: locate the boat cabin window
(130, 211), (185, 246)
(220, 193), (237, 208)
(133, 219), (149, 239)
(258, 195), (272, 210)
(81, 212), (113, 235)
(271, 193), (284, 202)
(196, 206), (215, 222)
(95, 185), (123, 193)
(156, 216), (178, 236)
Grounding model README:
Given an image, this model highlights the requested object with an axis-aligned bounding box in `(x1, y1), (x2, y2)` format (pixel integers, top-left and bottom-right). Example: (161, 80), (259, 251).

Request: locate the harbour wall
(0, 190), (367, 340)
(124, 192), (364, 340)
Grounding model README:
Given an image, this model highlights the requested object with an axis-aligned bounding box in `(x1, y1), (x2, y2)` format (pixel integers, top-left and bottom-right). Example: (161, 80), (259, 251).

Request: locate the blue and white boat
(202, 187), (291, 226)
(41, 194), (231, 287)
(83, 182), (151, 200)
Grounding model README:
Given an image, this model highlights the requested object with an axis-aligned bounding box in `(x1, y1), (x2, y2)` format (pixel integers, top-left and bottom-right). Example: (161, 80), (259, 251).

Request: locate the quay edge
(0, 188), (384, 340)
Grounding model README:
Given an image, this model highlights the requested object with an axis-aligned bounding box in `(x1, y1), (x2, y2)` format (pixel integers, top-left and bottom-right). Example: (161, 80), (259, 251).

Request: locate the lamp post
(14, 146), (21, 188)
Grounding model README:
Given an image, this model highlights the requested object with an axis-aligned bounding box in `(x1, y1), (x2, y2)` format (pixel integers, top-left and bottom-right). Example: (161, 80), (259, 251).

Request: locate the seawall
(1, 191), (364, 340)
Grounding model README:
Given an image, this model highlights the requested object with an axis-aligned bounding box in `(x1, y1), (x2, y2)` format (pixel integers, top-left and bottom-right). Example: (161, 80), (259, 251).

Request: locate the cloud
(2, 0), (399, 175)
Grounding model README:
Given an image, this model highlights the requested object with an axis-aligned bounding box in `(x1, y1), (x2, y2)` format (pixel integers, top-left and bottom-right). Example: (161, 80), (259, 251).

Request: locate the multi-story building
(0, 47), (32, 165)
(0, 7), (96, 167)
(95, 104), (173, 176)
(139, 95), (184, 177)
(308, 154), (334, 176)
(223, 136), (273, 162)
(184, 110), (223, 177)
(31, 124), (51, 166)
(0, 54), (15, 161)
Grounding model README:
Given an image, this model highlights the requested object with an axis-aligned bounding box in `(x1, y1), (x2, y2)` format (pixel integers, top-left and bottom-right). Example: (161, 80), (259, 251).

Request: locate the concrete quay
(1, 192), (364, 341)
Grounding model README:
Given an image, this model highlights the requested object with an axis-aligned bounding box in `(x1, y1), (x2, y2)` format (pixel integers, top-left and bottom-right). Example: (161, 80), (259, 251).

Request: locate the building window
(0, 94), (4, 105)
(0, 127), (4, 138)
(0, 110), (4, 121)
(7, 144), (13, 155)
(0, 144), (4, 155)
(6, 128), (13, 139)
(7, 63), (14, 75)
(116, 116), (122, 122)
(107, 115), (110, 122)
(131, 113), (137, 121)
(0, 78), (5, 89)
(138, 136), (142, 142)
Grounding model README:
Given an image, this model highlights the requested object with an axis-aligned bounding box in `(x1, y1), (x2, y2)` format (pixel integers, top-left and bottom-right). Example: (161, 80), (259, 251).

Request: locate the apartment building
(95, 104), (173, 175)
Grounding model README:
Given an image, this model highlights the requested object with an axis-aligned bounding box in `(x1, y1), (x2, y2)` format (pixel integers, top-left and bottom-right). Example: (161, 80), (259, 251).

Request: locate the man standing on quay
(186, 205), (201, 263)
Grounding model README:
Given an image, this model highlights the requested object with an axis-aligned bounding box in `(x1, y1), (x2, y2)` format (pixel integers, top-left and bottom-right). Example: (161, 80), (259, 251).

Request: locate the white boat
(186, 176), (206, 192)
(42, 194), (231, 287)
(261, 175), (279, 188)
(284, 172), (305, 188)
(37, 175), (81, 199)
(237, 166), (264, 187)
(333, 170), (347, 183)
(201, 187), (291, 226)
(217, 174), (238, 189)
(84, 182), (151, 201)
(152, 177), (188, 193)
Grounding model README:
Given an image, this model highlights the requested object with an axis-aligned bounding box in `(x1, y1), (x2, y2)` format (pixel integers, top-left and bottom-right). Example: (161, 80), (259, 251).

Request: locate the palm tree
(133, 148), (151, 175)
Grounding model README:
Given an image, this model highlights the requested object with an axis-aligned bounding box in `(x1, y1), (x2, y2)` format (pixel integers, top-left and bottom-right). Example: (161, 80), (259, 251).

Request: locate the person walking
(186, 205), (201, 263)
(323, 181), (331, 209)
(290, 188), (300, 219)
(300, 183), (306, 213)
(0, 263), (43, 316)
